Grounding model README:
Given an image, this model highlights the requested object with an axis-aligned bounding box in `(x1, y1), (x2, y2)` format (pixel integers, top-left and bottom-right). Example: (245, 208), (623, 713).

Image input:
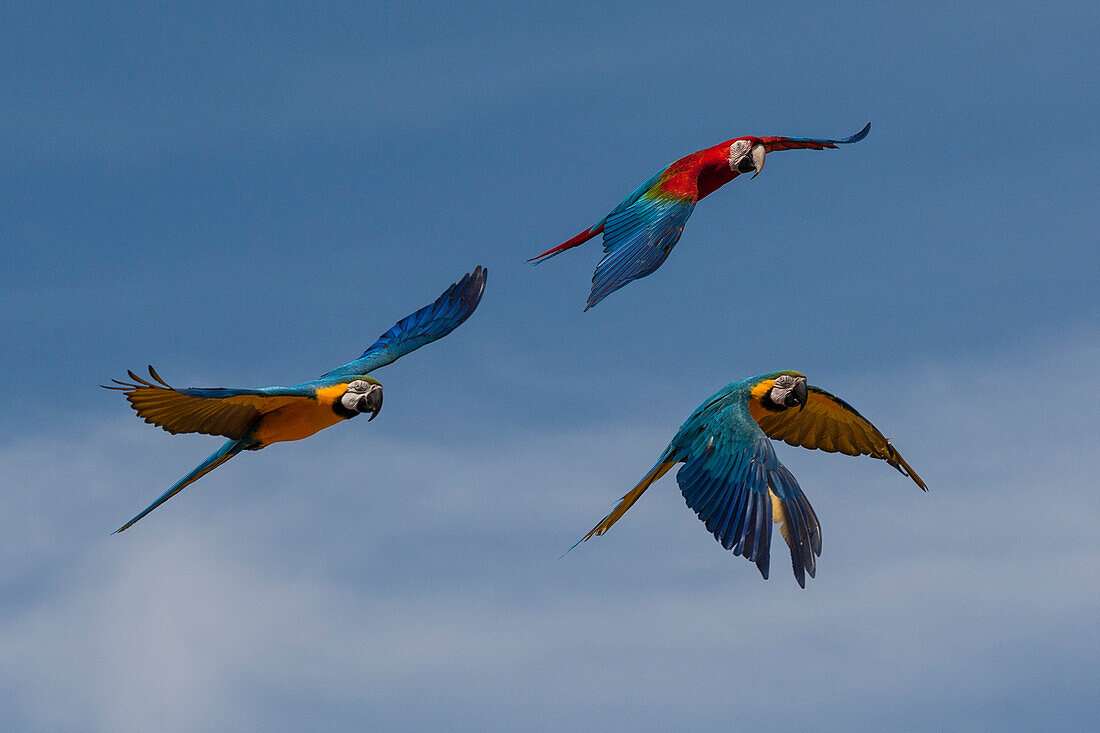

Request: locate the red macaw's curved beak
(750, 144), (766, 179)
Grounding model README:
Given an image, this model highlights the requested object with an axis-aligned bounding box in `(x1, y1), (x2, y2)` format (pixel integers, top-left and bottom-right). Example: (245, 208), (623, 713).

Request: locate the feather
(322, 266), (487, 379)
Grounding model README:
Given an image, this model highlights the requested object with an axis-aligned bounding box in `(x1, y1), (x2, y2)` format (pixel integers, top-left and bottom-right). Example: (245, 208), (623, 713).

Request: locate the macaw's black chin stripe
(759, 391), (787, 412)
(332, 400), (359, 419)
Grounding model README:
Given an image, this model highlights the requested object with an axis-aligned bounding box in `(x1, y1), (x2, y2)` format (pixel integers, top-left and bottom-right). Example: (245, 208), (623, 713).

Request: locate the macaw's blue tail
(562, 458), (678, 558)
(113, 438), (250, 533)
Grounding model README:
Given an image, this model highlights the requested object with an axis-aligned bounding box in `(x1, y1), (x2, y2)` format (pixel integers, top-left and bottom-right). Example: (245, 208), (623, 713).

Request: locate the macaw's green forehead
(747, 370), (806, 396)
(343, 376), (382, 386)
(769, 370), (806, 380)
(314, 374), (381, 391)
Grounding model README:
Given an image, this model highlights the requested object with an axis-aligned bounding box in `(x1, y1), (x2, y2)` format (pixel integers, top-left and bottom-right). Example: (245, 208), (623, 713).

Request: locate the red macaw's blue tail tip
(528, 225), (604, 264)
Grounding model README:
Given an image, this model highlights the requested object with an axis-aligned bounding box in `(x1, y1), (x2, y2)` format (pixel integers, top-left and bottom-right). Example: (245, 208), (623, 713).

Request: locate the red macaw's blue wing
(321, 266), (487, 380)
(586, 194), (695, 310)
(761, 122), (870, 152)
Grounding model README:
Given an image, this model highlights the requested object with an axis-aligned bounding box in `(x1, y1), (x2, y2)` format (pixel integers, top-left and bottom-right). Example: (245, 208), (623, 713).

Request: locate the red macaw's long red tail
(528, 224), (604, 264)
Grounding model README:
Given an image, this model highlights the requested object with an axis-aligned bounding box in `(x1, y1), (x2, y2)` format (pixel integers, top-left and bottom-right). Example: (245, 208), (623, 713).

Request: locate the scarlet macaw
(106, 267), (487, 533)
(574, 371), (925, 586)
(530, 124), (870, 310)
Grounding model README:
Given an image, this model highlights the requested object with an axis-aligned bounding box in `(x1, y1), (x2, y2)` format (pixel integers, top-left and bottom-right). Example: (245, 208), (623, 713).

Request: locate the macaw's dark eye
(736, 157), (755, 173)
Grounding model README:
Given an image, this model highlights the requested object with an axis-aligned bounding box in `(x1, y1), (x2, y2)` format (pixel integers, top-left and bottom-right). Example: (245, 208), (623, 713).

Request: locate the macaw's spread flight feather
(322, 265), (487, 379)
(104, 368), (308, 440)
(530, 124), (869, 309)
(588, 196), (695, 311)
(106, 267), (487, 533)
(758, 122), (871, 152)
(754, 385), (926, 488)
(574, 371), (923, 587)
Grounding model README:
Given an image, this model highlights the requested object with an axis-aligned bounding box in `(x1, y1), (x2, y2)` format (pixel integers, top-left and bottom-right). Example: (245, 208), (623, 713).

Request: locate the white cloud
(1, 336), (1098, 731)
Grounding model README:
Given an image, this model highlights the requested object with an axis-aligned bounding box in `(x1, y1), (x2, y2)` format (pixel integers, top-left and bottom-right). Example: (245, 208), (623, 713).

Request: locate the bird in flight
(530, 124), (870, 310)
(106, 266), (487, 533)
(574, 370), (925, 586)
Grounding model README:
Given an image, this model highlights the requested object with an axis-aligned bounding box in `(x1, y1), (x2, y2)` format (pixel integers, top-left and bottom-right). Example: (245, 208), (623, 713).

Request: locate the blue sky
(1, 2), (1098, 730)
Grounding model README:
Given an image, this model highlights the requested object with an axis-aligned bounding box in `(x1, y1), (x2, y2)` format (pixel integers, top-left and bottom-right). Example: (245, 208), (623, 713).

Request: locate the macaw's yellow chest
(252, 384), (349, 445)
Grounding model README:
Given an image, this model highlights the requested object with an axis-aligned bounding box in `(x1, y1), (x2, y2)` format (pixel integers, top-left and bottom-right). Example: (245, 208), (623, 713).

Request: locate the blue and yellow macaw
(576, 371), (926, 586)
(106, 266), (487, 533)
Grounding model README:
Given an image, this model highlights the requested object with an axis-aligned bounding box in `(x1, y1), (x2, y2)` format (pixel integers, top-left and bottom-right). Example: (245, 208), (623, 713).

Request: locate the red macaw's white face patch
(727, 139), (753, 171)
(728, 138), (766, 177)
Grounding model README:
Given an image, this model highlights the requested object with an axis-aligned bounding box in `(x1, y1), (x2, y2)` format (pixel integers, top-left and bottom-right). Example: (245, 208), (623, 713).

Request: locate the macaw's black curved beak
(736, 156), (756, 174)
(364, 388), (383, 421)
(790, 379), (808, 412)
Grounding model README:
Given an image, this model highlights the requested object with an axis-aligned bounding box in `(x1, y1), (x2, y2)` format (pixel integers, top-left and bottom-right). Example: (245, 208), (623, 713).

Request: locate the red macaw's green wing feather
(760, 122), (871, 153)
(586, 192), (695, 310)
(754, 385), (927, 490)
(104, 366), (308, 440)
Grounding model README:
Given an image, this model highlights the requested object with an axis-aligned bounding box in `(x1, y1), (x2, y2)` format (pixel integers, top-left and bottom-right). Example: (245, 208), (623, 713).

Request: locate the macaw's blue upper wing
(104, 367), (312, 440)
(676, 432), (821, 587)
(586, 194), (695, 310)
(578, 384), (821, 586)
(321, 266), (487, 380)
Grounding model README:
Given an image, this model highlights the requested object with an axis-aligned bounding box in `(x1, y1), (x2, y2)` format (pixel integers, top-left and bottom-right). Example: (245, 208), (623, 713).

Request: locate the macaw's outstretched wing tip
(843, 122), (871, 144)
(322, 266), (488, 379)
(756, 384), (926, 494)
(762, 123), (871, 152)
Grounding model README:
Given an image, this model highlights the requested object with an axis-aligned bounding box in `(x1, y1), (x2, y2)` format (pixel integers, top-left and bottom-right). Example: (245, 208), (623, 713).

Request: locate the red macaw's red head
(727, 137), (767, 179)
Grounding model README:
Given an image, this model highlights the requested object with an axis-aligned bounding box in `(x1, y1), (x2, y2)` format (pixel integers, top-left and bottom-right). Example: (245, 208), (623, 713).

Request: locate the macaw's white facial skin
(341, 379), (383, 420)
(769, 374), (808, 411)
(728, 139), (767, 178)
